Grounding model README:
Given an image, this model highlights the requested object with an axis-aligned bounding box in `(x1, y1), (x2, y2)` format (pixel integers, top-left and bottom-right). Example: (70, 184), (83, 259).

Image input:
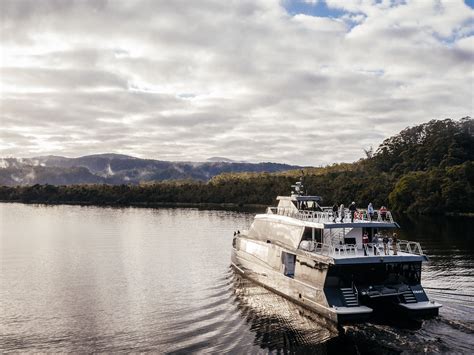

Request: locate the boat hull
(231, 236), (440, 325)
(231, 240), (373, 324)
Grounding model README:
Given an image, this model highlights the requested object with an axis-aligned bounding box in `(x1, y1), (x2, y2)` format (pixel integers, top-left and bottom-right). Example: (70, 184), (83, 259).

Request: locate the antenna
(300, 169), (306, 195)
(291, 180), (304, 196)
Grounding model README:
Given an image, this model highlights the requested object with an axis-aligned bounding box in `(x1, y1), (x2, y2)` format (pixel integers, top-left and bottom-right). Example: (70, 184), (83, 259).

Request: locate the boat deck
(332, 248), (412, 258)
(298, 241), (427, 263)
(331, 249), (427, 263)
(321, 220), (398, 228)
(267, 207), (397, 226)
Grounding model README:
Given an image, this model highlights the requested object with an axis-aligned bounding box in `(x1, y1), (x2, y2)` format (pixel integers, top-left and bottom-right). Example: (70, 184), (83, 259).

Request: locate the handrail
(299, 240), (424, 257)
(268, 206), (396, 224)
(397, 241), (424, 255)
(352, 282), (359, 305)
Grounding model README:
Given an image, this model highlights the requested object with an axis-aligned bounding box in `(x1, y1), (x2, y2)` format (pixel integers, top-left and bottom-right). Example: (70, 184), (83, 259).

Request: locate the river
(0, 203), (472, 353)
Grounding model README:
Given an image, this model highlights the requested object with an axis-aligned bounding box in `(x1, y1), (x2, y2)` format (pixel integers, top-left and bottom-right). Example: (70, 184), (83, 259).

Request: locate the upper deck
(297, 240), (427, 264)
(266, 206), (399, 229)
(242, 180), (427, 263)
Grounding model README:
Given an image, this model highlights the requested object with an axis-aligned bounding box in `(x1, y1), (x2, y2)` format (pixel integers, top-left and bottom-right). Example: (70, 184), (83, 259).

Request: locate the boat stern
(330, 305), (373, 324)
(398, 301), (442, 318)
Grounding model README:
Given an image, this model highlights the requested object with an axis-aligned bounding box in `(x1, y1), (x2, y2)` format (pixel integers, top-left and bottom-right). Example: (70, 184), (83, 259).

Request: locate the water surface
(0, 203), (472, 353)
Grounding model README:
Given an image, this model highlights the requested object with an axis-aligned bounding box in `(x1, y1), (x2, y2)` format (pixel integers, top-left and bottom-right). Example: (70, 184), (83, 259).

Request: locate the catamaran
(231, 180), (441, 324)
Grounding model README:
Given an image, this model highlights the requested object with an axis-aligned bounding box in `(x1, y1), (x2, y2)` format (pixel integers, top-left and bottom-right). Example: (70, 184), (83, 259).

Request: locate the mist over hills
(1, 118), (472, 213)
(0, 154), (301, 186)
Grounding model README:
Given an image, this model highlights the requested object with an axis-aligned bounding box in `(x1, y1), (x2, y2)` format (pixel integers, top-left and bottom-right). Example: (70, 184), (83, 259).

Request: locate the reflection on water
(232, 274), (338, 353)
(230, 272), (474, 354)
(0, 203), (473, 353)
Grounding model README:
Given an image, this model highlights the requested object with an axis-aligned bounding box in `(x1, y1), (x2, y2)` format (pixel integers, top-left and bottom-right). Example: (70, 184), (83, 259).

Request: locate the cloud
(0, 0), (472, 165)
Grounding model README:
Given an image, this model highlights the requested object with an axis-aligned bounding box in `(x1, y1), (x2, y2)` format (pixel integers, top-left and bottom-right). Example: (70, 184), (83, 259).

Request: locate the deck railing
(397, 241), (424, 255)
(299, 241), (358, 256)
(267, 207), (394, 224)
(299, 240), (424, 257)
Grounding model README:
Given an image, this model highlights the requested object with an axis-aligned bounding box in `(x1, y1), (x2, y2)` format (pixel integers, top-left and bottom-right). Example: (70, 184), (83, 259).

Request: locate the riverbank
(0, 199), (268, 212)
(1, 199), (472, 217)
(1, 119), (472, 214)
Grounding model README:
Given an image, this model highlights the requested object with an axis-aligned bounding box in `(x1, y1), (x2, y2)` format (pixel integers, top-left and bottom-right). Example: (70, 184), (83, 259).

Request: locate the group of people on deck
(331, 202), (389, 223)
(363, 232), (399, 256)
(329, 201), (398, 256)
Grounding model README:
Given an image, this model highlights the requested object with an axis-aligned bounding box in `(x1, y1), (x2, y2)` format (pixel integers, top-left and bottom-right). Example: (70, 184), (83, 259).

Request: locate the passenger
(339, 204), (345, 222)
(372, 232), (380, 255)
(362, 232), (369, 256)
(380, 206), (387, 221)
(362, 232), (369, 244)
(349, 201), (357, 222)
(332, 203), (338, 222)
(373, 232), (379, 255)
(392, 232), (398, 255)
(383, 235), (389, 255)
(368, 202), (374, 221)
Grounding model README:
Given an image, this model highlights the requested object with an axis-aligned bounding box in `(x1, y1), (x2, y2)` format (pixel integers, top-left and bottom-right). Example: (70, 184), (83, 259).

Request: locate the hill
(0, 155), (301, 186)
(0, 117), (472, 214)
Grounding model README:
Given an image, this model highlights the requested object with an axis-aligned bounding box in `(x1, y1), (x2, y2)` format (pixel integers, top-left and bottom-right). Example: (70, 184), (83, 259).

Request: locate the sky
(1, 0), (473, 166)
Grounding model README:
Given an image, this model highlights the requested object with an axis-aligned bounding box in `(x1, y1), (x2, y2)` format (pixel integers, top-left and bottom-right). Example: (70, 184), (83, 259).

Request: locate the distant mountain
(0, 154), (301, 186)
(206, 157), (245, 163)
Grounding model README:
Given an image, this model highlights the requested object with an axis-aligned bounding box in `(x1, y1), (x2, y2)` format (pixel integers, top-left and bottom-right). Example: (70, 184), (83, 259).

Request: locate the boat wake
(225, 268), (473, 354)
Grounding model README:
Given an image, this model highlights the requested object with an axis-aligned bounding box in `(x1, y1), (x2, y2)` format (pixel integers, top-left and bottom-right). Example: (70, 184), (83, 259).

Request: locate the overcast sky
(1, 0), (473, 165)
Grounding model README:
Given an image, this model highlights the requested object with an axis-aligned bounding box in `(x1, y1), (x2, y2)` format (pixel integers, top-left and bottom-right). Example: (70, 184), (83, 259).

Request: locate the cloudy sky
(1, 0), (473, 165)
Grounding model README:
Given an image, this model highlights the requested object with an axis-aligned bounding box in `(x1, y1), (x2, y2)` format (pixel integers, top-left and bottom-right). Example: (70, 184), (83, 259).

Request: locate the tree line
(0, 118), (472, 214)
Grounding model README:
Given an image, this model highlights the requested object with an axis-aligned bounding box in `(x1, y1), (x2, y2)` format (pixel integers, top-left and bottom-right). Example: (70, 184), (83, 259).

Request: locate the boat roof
(323, 221), (399, 229)
(255, 214), (398, 229)
(295, 195), (322, 202)
(276, 195), (322, 202)
(331, 252), (427, 264)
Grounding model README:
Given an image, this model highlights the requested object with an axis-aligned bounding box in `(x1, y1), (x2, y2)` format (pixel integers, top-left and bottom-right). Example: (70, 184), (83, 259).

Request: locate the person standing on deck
(383, 235), (389, 255)
(368, 203), (374, 221)
(373, 232), (380, 255)
(362, 232), (369, 256)
(332, 203), (338, 222)
(392, 233), (398, 255)
(349, 202), (357, 222)
(339, 204), (345, 222)
(379, 206), (387, 221)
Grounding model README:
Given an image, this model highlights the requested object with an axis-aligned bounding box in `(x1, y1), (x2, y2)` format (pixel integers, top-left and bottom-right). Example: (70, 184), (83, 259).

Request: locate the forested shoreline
(0, 118), (472, 214)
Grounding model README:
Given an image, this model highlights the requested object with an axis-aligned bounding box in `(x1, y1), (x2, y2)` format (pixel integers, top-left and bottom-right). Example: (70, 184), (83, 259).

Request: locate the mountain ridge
(0, 154), (302, 186)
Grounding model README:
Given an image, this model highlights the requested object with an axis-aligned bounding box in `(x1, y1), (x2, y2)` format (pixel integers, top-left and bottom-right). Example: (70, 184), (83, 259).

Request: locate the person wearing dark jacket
(332, 203), (338, 223)
(349, 201), (357, 222)
(383, 235), (389, 255)
(392, 233), (398, 255)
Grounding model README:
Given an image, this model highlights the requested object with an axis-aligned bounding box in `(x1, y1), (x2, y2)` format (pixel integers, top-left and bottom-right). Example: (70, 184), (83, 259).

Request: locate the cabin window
(281, 252), (296, 278)
(325, 262), (422, 288)
(301, 227), (322, 243)
(298, 200), (322, 211)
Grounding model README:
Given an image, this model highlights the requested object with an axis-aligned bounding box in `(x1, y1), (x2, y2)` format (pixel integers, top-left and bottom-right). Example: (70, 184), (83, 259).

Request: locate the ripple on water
(1, 204), (473, 353)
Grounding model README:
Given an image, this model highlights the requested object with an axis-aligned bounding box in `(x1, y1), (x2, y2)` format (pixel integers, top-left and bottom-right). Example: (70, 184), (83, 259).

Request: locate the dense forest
(0, 118), (472, 214)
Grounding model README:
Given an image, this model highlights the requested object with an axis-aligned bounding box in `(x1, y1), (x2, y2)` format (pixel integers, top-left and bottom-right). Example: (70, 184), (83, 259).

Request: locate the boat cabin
(257, 194), (425, 261)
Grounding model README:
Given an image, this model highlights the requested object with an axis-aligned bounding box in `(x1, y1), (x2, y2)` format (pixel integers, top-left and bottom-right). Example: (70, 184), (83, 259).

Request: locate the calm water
(0, 203), (473, 353)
